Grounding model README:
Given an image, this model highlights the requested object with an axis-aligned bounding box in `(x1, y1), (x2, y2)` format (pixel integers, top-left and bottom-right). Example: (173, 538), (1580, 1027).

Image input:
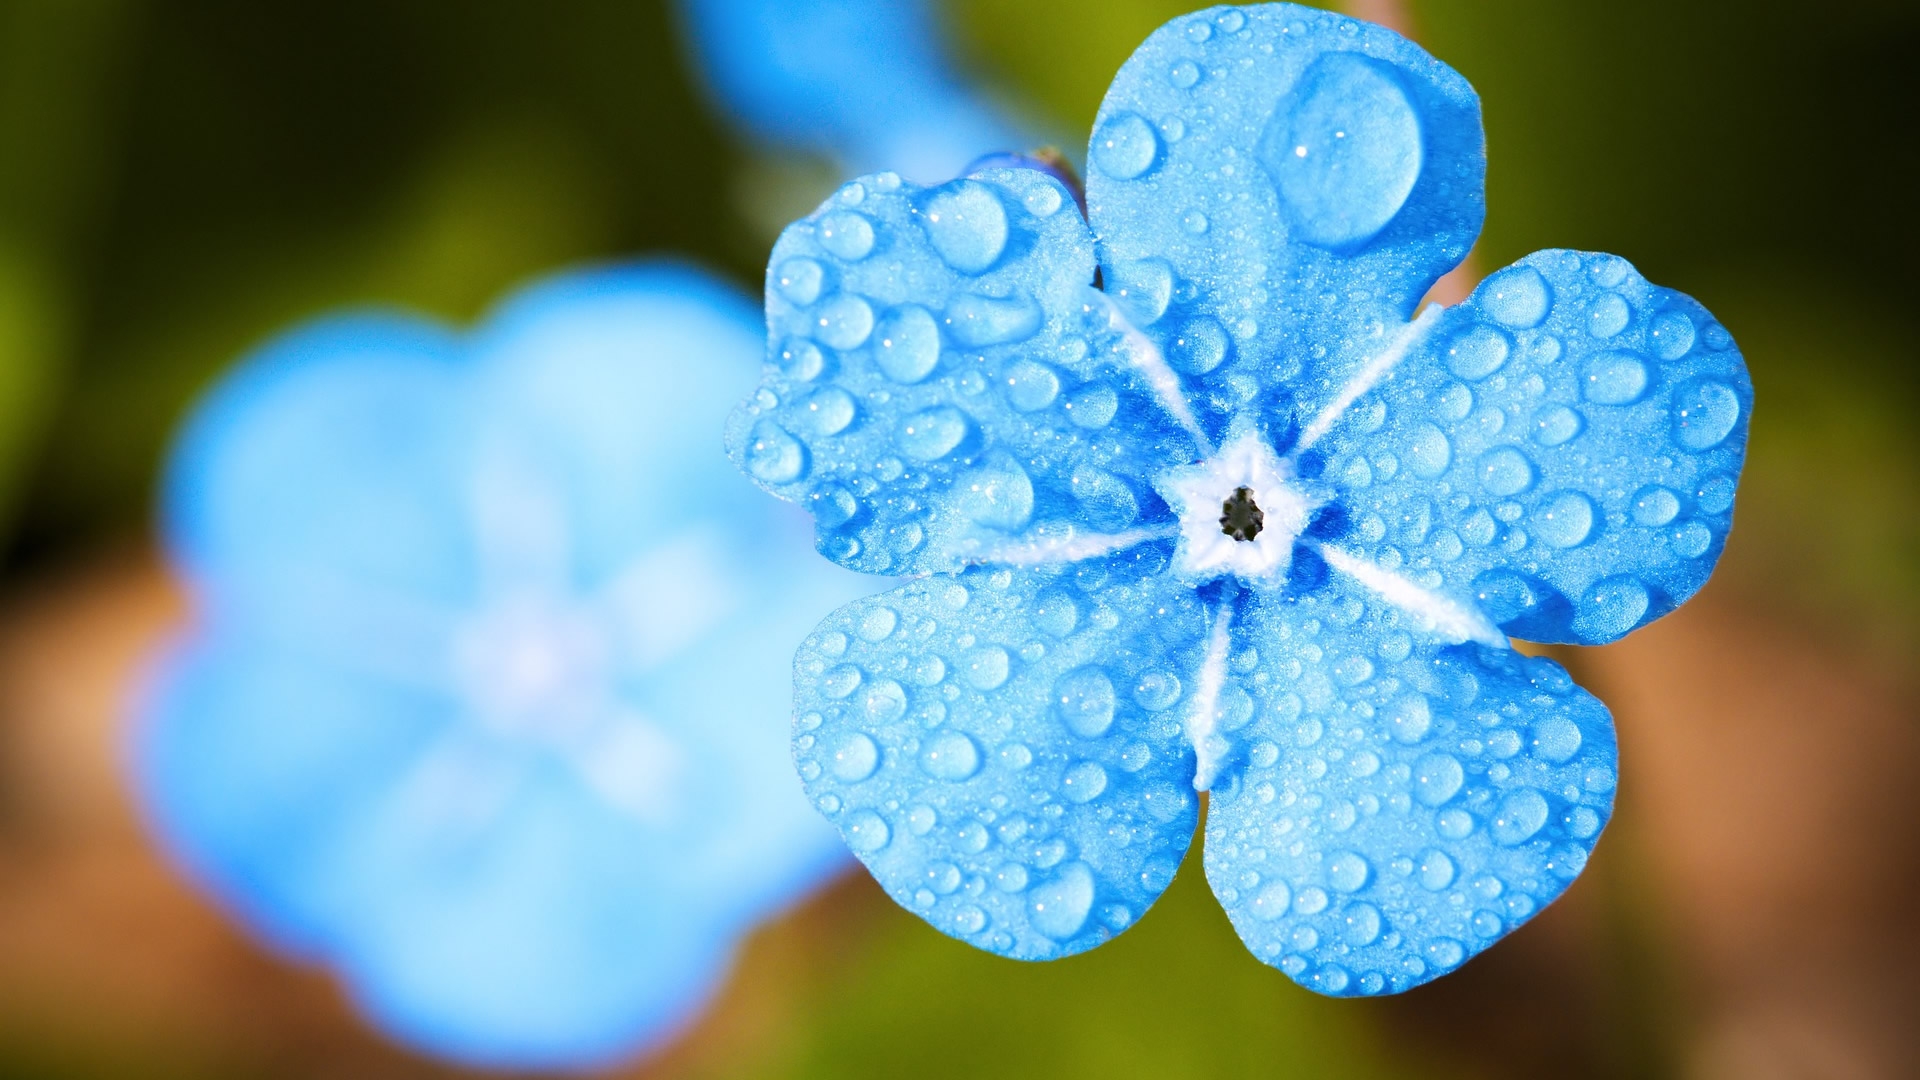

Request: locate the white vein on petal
(977, 525), (1175, 568)
(1295, 303), (1444, 453)
(1186, 597), (1237, 792)
(1089, 292), (1214, 456)
(1314, 543), (1507, 648)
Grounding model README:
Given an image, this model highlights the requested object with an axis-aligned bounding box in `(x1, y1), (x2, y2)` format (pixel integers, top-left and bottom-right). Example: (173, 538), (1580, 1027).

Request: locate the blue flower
(133, 263), (873, 1066)
(676, 0), (1027, 180)
(728, 4), (1750, 995)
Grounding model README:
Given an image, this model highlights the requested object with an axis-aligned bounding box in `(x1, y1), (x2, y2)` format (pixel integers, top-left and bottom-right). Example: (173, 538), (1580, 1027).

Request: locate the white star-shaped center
(1153, 430), (1319, 587)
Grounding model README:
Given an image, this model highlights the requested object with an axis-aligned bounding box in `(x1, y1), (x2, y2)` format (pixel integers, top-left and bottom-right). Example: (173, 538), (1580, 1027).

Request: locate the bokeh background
(1, 0), (1915, 1077)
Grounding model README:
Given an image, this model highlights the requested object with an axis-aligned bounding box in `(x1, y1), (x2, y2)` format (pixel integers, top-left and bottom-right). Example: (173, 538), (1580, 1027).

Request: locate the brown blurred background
(1, 1), (1915, 1077)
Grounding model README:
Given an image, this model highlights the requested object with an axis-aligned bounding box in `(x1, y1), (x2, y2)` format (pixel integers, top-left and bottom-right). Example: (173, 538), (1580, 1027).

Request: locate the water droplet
(1426, 938), (1466, 968)
(945, 292), (1042, 347)
(1631, 485), (1680, 526)
(776, 257), (825, 305)
(858, 606), (897, 642)
(896, 406), (971, 460)
(1490, 788), (1550, 845)
(1388, 694), (1432, 744)
(1133, 670), (1183, 710)
(1671, 520), (1712, 558)
(1066, 382), (1119, 428)
(1169, 315), (1229, 374)
(1696, 474), (1736, 513)
(953, 905), (987, 934)
(1578, 575), (1650, 639)
(1531, 404), (1583, 446)
(875, 304), (941, 383)
(1533, 491), (1595, 548)
(921, 180), (1009, 274)
(815, 293), (875, 350)
(1261, 52), (1422, 250)
(1445, 324), (1512, 380)
(1582, 352), (1650, 405)
(1650, 308), (1696, 360)
(1005, 359), (1062, 411)
(1063, 761), (1109, 803)
(744, 419), (806, 484)
(1054, 667), (1117, 737)
(1328, 851), (1371, 892)
(1479, 265), (1552, 329)
(1405, 423), (1452, 478)
(1294, 886), (1330, 915)
(844, 810), (890, 852)
(963, 646), (1011, 690)
(1531, 716), (1583, 763)
(1470, 910), (1504, 938)
(925, 862), (962, 894)
(1092, 111), (1160, 179)
(1109, 258), (1174, 325)
(906, 804), (937, 835)
(921, 731), (982, 781)
(994, 863), (1030, 892)
(1169, 59), (1201, 89)
(831, 733), (879, 781)
(1412, 753), (1464, 806)
(1185, 18), (1213, 42)
(863, 680), (907, 723)
(777, 338), (825, 381)
(1417, 848), (1456, 890)
(1250, 880), (1292, 920)
(1030, 862), (1097, 940)
(956, 820), (989, 854)
(800, 387), (855, 436)
(817, 211), (875, 261)
(1181, 209), (1210, 234)
(1588, 292), (1630, 338)
(1477, 447), (1536, 496)
(957, 453), (1034, 529)
(1672, 377), (1741, 450)
(1343, 902), (1382, 946)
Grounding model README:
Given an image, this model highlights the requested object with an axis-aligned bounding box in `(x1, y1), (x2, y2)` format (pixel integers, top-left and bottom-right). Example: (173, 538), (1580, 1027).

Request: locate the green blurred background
(0, 1), (1914, 1078)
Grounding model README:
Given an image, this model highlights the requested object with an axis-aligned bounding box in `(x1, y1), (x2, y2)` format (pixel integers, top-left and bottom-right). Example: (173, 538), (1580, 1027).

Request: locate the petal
(1205, 582), (1617, 995)
(730, 168), (1199, 575)
(792, 556), (1207, 959)
(1086, 6), (1484, 436)
(1319, 250), (1751, 643)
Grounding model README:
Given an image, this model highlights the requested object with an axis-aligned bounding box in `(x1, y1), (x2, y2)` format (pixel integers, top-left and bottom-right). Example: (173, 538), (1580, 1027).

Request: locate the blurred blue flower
(676, 0), (1026, 180)
(132, 263), (872, 1067)
(729, 4), (1751, 995)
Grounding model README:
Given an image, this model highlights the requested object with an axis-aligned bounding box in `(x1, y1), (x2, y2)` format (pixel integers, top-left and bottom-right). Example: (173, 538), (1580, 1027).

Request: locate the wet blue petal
(729, 168), (1200, 575)
(1315, 250), (1751, 643)
(1086, 5), (1484, 437)
(792, 554), (1205, 958)
(676, 0), (1024, 180)
(137, 263), (874, 1068)
(1205, 582), (1617, 995)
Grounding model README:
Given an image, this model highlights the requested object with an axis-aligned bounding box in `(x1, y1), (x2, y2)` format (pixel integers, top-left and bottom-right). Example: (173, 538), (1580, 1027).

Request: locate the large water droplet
(844, 809), (890, 852)
(817, 211), (876, 261)
(745, 419), (806, 484)
(1343, 902), (1382, 946)
(1091, 110), (1161, 179)
(1063, 760), (1109, 803)
(1445, 324), (1511, 380)
(1672, 378), (1741, 450)
(1531, 716), (1583, 763)
(814, 293), (875, 350)
(1531, 404), (1583, 446)
(957, 453), (1035, 530)
(1479, 265), (1552, 329)
(1533, 490), (1595, 548)
(1650, 308), (1696, 360)
(1417, 849), (1455, 890)
(819, 663), (862, 699)
(1405, 422), (1452, 478)
(1133, 670), (1182, 710)
(1029, 862), (1096, 940)
(1412, 752), (1464, 806)
(1109, 258), (1174, 325)
(1169, 60), (1201, 90)
(1261, 52), (1423, 250)
(876, 305), (941, 383)
(800, 387), (856, 436)
(1582, 352), (1650, 405)
(945, 292), (1042, 347)
(963, 645), (1011, 690)
(1477, 447), (1536, 496)
(863, 680), (907, 723)
(831, 733), (879, 781)
(921, 180), (1009, 274)
(1427, 938), (1466, 969)
(778, 338), (826, 381)
(1005, 360), (1061, 411)
(1578, 575), (1650, 640)
(776, 257), (825, 305)
(1169, 315), (1229, 374)
(897, 406), (971, 460)
(921, 731), (982, 781)
(1250, 880), (1292, 920)
(1631, 485), (1681, 526)
(1587, 292), (1630, 338)
(1032, 589), (1080, 638)
(1054, 666), (1117, 737)
(1388, 694), (1432, 744)
(1490, 788), (1550, 845)
(1328, 851), (1371, 892)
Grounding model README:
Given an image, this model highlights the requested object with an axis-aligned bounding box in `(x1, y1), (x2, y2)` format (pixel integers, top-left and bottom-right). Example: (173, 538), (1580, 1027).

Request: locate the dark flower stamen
(1220, 486), (1264, 542)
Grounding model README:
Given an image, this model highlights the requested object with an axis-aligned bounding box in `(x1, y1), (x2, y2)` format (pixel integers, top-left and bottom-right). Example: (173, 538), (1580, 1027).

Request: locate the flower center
(1219, 486), (1264, 542)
